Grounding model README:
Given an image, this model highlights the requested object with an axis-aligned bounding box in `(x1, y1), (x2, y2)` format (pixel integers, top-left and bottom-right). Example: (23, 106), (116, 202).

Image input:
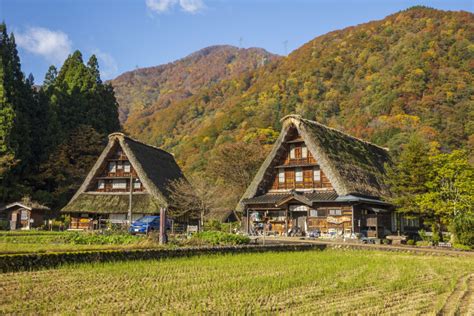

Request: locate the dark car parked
(129, 216), (170, 234)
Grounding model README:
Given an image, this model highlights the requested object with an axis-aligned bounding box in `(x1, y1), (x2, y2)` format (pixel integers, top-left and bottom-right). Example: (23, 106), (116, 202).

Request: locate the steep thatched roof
(237, 115), (392, 212)
(62, 133), (186, 214)
(62, 193), (161, 214)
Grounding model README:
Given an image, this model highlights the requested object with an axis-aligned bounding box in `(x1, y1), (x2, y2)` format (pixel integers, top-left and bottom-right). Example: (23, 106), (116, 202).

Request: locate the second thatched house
(238, 115), (411, 239)
(62, 132), (187, 229)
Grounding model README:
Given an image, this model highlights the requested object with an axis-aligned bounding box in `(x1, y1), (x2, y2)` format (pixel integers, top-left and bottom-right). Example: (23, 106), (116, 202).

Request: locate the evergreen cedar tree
(0, 23), (120, 210)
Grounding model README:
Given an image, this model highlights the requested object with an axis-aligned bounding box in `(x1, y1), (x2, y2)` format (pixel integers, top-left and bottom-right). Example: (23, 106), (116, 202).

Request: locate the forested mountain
(116, 7), (473, 179)
(111, 45), (278, 124)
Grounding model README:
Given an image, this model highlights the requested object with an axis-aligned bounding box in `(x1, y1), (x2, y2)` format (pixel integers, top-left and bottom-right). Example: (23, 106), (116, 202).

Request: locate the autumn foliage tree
(168, 175), (218, 227)
(207, 142), (266, 208)
(387, 140), (474, 246)
(416, 150), (474, 245)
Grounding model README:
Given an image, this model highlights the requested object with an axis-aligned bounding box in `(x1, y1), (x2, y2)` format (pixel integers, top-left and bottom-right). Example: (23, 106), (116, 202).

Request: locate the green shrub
(204, 220), (222, 232)
(416, 241), (431, 247)
(382, 239), (390, 245)
(431, 224), (441, 245)
(450, 212), (474, 247)
(407, 239), (415, 246)
(62, 231), (141, 245)
(452, 243), (472, 251)
(418, 229), (430, 242)
(192, 231), (250, 246)
(0, 220), (9, 230)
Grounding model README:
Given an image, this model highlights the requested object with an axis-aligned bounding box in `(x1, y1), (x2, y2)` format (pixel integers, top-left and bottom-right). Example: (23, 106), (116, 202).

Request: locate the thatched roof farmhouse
(62, 133), (186, 228)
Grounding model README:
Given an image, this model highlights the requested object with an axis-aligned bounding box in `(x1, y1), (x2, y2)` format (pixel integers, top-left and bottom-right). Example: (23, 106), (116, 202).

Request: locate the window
(295, 168), (303, 182)
(329, 209), (342, 216)
(112, 179), (127, 189)
(97, 180), (105, 189)
(310, 209), (318, 217)
(402, 217), (419, 227)
(133, 179), (142, 189)
(278, 170), (285, 183)
(109, 213), (127, 224)
(124, 161), (131, 173)
(108, 162), (116, 173)
(314, 168), (321, 181)
(302, 145), (308, 158)
(117, 161), (123, 170)
(290, 144), (296, 159)
(20, 210), (29, 220)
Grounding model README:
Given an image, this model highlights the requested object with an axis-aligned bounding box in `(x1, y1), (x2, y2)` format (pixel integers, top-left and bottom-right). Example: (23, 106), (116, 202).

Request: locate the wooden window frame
(123, 161), (131, 173)
(97, 180), (105, 190)
(133, 179), (142, 189)
(314, 168), (321, 181)
(295, 168), (303, 182)
(278, 170), (285, 183)
(290, 144), (296, 159)
(112, 179), (127, 189)
(108, 161), (116, 173)
(302, 145), (308, 158)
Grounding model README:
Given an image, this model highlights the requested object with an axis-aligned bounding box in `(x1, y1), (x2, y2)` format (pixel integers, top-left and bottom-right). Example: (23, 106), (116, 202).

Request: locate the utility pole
(159, 207), (167, 244)
(128, 173), (133, 225)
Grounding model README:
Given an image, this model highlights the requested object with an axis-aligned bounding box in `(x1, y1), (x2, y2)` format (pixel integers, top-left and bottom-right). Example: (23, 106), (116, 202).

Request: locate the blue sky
(1, 0), (472, 83)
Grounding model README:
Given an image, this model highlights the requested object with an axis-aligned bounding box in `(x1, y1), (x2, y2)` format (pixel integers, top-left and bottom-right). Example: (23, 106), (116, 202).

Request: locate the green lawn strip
(0, 242), (165, 255)
(0, 250), (472, 314)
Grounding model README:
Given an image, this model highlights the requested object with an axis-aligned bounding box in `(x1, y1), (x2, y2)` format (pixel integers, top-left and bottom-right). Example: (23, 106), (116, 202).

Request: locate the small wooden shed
(0, 200), (51, 230)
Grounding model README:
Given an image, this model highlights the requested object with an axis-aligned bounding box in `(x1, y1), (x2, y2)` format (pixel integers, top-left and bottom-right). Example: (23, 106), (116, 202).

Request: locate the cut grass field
(1, 249), (473, 314)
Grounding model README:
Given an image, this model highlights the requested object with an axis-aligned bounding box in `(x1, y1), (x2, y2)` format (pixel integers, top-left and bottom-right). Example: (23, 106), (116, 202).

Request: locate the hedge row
(0, 243), (324, 273)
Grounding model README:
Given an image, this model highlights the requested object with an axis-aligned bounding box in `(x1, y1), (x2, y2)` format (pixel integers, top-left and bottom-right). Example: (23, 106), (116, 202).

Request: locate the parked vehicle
(129, 216), (170, 234)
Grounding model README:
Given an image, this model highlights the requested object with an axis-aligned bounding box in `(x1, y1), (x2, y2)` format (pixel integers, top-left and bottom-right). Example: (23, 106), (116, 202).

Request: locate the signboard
(289, 205), (309, 212)
(187, 225), (199, 233)
(326, 216), (351, 224)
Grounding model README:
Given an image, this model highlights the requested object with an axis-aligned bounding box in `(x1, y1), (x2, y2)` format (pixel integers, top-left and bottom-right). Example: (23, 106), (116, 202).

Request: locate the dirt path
(459, 274), (474, 315)
(438, 274), (474, 315)
(269, 237), (474, 257)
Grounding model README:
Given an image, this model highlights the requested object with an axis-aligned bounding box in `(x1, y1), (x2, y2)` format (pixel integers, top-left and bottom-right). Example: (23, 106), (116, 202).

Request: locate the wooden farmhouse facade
(238, 115), (403, 239)
(0, 199), (51, 230)
(62, 133), (186, 229)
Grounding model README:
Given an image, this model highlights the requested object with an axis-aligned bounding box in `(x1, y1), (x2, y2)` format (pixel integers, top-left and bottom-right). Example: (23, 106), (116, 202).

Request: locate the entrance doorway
(289, 205), (309, 235)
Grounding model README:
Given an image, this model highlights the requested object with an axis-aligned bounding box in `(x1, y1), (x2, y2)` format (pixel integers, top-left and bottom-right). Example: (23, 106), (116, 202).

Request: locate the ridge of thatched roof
(62, 132), (185, 214)
(236, 115), (392, 212)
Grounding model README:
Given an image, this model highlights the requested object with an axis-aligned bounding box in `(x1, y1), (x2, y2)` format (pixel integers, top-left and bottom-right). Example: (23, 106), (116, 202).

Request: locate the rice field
(1, 249), (473, 314)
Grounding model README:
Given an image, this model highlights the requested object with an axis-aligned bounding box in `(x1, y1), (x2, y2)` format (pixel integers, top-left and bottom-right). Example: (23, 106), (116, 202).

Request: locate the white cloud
(93, 50), (118, 80)
(15, 27), (72, 64)
(179, 0), (204, 13)
(146, 0), (177, 13)
(146, 0), (204, 14)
